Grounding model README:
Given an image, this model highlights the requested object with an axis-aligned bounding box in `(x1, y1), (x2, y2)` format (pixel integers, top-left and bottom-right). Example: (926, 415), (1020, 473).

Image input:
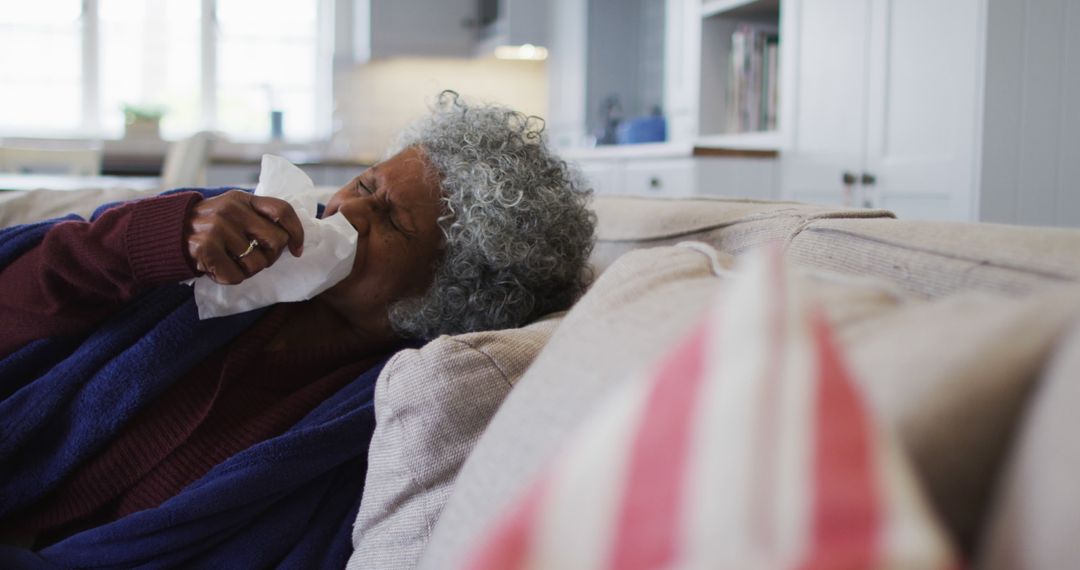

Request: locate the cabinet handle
(861, 173), (876, 186)
(649, 176), (662, 190)
(842, 171), (857, 185)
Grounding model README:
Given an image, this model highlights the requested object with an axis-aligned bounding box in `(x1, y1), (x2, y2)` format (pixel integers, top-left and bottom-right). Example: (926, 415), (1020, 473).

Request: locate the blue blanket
(0, 190), (410, 568)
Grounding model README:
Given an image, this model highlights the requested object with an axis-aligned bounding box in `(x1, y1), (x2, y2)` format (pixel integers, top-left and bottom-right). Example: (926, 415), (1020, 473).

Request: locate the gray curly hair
(386, 91), (596, 339)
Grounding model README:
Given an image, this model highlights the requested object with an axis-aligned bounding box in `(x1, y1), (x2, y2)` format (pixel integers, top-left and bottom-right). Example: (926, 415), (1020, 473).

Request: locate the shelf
(699, 0), (782, 142)
(702, 0), (780, 20)
(696, 131), (782, 151)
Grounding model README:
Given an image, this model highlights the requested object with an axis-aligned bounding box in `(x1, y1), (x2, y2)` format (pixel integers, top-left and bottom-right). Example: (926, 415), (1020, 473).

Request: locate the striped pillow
(464, 246), (957, 569)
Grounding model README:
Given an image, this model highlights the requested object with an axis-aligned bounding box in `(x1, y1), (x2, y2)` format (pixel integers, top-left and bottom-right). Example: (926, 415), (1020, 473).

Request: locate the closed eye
(359, 178), (414, 238)
(356, 178), (374, 195)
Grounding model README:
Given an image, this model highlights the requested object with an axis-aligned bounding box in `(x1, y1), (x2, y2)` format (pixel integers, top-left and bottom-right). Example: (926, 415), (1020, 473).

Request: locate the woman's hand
(184, 190), (305, 285)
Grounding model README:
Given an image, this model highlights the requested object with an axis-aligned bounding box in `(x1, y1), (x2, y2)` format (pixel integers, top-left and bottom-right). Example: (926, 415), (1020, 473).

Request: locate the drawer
(621, 159), (696, 196)
(576, 160), (625, 195)
(696, 157), (777, 199)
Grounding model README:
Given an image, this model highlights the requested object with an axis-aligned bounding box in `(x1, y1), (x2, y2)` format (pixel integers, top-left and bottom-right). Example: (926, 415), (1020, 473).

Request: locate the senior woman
(0, 92), (595, 568)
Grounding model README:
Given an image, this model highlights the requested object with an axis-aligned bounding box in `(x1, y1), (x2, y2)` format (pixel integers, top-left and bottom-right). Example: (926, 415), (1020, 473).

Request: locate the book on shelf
(725, 24), (780, 134)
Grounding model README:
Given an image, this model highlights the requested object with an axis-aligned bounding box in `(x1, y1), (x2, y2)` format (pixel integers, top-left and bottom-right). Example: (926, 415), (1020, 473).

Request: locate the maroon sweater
(0, 194), (389, 542)
(0, 193), (201, 356)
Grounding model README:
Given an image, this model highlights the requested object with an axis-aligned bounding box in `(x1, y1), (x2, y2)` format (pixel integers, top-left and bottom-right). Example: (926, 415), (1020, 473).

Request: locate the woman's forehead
(375, 148), (445, 214)
(373, 148), (436, 185)
(380, 146), (429, 171)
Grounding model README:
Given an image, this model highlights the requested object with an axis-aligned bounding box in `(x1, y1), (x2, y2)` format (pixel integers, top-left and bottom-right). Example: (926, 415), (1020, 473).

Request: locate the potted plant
(122, 104), (166, 139)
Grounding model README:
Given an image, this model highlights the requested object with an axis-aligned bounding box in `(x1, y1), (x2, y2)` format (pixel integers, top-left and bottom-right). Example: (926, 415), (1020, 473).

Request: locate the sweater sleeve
(0, 192), (203, 356)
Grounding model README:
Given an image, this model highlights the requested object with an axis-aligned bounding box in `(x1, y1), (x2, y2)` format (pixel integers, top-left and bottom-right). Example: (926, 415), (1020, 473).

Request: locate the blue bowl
(616, 115), (667, 144)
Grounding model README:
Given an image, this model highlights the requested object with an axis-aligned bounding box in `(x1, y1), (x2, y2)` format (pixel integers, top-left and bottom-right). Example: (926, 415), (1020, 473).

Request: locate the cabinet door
(863, 0), (981, 221)
(779, 0), (872, 206)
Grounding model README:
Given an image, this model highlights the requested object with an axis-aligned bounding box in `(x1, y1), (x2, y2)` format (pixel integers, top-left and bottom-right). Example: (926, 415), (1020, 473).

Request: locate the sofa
(3, 189), (1079, 568)
(348, 195), (1080, 569)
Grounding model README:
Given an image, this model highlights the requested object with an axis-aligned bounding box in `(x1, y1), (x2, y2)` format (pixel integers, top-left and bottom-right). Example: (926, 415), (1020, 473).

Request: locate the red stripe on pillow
(466, 477), (549, 570)
(608, 321), (711, 570)
(798, 309), (881, 570)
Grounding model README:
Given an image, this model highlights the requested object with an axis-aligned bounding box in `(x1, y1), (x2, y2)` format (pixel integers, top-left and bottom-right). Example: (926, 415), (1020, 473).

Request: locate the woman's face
(319, 146), (445, 339)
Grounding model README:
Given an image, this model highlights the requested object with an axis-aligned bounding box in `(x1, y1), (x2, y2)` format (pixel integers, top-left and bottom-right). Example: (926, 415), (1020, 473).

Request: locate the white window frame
(81, 0), (100, 133)
(71, 0), (332, 141)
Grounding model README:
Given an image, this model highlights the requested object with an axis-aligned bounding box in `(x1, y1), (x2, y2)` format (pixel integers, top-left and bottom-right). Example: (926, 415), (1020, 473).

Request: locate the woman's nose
(338, 196), (375, 237)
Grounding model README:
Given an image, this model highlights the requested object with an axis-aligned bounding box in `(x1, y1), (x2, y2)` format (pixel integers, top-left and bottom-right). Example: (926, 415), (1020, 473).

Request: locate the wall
(979, 0), (1080, 227)
(333, 57), (548, 161)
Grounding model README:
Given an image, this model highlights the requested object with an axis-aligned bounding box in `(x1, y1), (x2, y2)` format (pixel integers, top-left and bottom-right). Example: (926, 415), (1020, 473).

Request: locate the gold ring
(236, 238), (259, 259)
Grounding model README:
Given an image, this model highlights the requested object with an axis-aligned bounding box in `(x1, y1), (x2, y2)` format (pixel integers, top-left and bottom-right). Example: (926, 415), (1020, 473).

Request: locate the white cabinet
(547, 0), (670, 148)
(574, 158), (698, 198)
(565, 145), (778, 199)
(623, 159), (697, 196)
(576, 160), (624, 196)
(344, 0), (550, 61)
(547, 0), (778, 199)
(546, 0), (588, 149)
(664, 0), (703, 144)
(352, 0), (476, 60)
(780, 0), (982, 221)
(865, 0), (981, 221)
(548, 0), (1079, 225)
(777, 0), (869, 206)
(474, 0), (549, 57)
(779, 0), (1080, 226)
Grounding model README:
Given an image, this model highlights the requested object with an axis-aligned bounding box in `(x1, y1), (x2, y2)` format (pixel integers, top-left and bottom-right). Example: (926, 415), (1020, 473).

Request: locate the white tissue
(185, 154), (358, 319)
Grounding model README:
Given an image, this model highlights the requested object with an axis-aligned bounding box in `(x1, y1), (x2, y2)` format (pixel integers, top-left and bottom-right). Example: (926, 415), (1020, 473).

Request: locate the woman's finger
(201, 226), (250, 285)
(229, 202), (293, 266)
(249, 195), (305, 257)
(233, 238), (272, 278)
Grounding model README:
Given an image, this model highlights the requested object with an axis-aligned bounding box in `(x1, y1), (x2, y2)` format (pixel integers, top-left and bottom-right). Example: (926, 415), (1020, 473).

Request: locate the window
(0, 0), (331, 142)
(99, 0), (201, 138)
(217, 0), (323, 141)
(0, 1), (83, 134)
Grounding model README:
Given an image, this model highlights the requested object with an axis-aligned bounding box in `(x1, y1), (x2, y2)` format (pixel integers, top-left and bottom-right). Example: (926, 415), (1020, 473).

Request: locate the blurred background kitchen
(0, 0), (548, 188)
(2, 0), (1078, 226)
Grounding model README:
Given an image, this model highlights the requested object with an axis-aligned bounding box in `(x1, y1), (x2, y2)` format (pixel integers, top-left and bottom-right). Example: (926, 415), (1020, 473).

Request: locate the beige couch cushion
(421, 242), (1080, 566)
(348, 314), (562, 570)
(839, 284), (1080, 551)
(976, 322), (1080, 570)
(590, 196), (1080, 300)
(789, 217), (1080, 298)
(590, 195), (894, 274)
